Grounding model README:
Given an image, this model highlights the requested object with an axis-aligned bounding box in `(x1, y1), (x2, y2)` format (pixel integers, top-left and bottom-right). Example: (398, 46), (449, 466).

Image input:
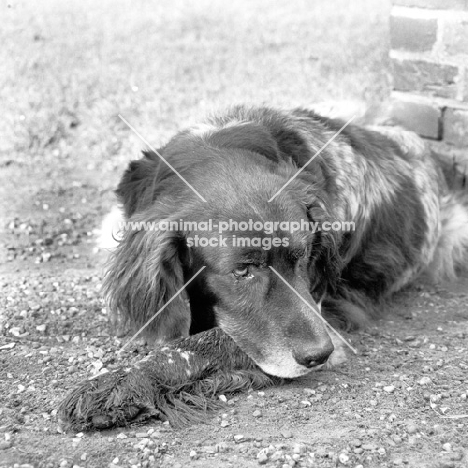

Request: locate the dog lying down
(58, 105), (468, 430)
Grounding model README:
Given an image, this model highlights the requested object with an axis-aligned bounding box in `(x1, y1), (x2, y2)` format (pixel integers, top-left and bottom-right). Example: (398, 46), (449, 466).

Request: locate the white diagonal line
(268, 115), (356, 202)
(118, 114), (207, 203)
(269, 266), (358, 354)
(118, 266), (206, 353)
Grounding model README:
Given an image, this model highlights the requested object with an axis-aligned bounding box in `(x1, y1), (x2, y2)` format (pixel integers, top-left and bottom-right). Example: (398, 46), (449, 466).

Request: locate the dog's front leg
(58, 328), (275, 430)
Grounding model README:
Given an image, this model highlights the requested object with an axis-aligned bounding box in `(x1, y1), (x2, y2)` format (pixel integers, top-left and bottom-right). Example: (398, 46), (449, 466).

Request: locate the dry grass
(1, 0), (391, 236)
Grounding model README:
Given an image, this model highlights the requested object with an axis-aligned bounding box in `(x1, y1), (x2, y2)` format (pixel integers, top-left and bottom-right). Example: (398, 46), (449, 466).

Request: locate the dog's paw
(58, 369), (160, 431)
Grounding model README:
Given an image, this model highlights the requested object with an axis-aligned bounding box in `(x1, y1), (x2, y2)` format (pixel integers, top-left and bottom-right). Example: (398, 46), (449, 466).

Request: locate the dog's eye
(233, 266), (251, 279)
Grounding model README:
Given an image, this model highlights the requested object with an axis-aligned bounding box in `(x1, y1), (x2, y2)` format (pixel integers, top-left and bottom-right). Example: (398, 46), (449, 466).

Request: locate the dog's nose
(293, 342), (334, 368)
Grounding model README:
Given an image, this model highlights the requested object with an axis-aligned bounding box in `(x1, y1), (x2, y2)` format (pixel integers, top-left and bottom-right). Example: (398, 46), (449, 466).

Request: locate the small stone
(36, 324), (47, 332)
(253, 410), (262, 418)
(189, 450), (198, 459)
(419, 377), (432, 386)
(135, 432), (147, 438)
(0, 440), (12, 450)
(442, 443), (452, 452)
(383, 385), (395, 393)
(362, 443), (377, 451)
(116, 433), (127, 439)
(219, 394), (227, 402)
(257, 452), (269, 464)
(281, 430), (293, 439)
(270, 450), (284, 462)
(42, 252), (52, 262)
(220, 420), (230, 427)
(293, 443), (306, 454)
(406, 423), (418, 434)
(436, 460), (455, 468)
(338, 452), (349, 464)
(408, 340), (421, 348)
(234, 434), (244, 442)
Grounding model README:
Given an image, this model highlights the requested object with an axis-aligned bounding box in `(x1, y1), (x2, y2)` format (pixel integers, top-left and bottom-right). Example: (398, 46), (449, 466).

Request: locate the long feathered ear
(116, 151), (161, 218)
(102, 212), (191, 344)
(307, 202), (343, 301)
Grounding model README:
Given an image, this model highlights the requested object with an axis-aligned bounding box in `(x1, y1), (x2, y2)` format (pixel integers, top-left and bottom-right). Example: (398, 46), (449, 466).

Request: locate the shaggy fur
(58, 106), (468, 430)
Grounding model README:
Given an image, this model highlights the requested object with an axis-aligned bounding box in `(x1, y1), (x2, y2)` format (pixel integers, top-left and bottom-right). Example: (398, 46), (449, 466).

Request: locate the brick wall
(389, 0), (468, 187)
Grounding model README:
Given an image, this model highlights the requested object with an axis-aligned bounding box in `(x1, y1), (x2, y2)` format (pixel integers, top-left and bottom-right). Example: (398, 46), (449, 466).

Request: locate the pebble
(362, 443), (377, 451)
(292, 443), (307, 454)
(383, 385), (395, 393)
(281, 430), (293, 439)
(338, 452), (349, 464)
(419, 377), (432, 386)
(435, 460), (455, 468)
(406, 423), (418, 434)
(0, 440), (12, 450)
(253, 410), (262, 418)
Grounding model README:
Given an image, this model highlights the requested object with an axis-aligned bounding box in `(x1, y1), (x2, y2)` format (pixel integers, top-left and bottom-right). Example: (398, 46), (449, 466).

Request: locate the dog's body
(59, 106), (468, 429)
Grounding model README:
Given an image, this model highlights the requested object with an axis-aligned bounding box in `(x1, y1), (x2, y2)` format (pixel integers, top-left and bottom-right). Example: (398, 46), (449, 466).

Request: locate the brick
(444, 108), (468, 146)
(392, 59), (461, 99)
(387, 98), (441, 139)
(390, 15), (438, 52)
(429, 141), (468, 190)
(393, 0), (468, 10)
(443, 20), (468, 56)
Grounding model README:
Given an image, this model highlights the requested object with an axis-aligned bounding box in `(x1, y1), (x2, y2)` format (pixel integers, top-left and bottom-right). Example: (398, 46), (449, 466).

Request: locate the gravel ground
(0, 244), (467, 468)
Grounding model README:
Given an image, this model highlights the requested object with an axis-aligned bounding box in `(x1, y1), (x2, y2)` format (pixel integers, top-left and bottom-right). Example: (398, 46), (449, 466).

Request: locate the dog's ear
(103, 212), (191, 344)
(206, 123), (280, 162)
(116, 151), (161, 218)
(307, 203), (343, 301)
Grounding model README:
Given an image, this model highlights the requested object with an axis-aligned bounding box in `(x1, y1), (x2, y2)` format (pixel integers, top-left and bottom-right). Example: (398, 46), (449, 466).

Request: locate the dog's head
(105, 123), (342, 378)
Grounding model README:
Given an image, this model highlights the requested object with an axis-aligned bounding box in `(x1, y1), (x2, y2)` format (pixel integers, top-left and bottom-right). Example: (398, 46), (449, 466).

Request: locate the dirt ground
(0, 242), (467, 468)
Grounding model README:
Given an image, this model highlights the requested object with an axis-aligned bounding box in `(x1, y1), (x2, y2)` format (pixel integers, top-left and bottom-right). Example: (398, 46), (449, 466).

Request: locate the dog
(58, 105), (468, 430)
